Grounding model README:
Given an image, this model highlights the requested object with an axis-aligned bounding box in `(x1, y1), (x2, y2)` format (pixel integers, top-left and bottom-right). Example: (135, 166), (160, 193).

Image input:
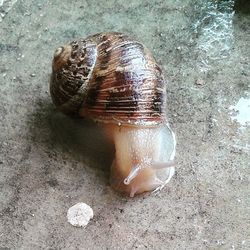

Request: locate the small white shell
(67, 202), (93, 227)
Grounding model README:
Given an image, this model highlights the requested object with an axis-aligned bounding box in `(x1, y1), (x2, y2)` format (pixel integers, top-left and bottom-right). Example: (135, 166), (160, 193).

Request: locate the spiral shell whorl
(50, 39), (97, 114)
(51, 32), (167, 125)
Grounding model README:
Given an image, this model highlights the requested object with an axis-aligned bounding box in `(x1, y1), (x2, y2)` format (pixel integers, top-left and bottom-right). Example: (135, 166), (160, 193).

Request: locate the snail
(50, 32), (176, 197)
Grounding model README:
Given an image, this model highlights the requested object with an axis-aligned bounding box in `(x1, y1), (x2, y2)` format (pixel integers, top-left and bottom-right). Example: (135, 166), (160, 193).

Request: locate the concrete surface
(0, 0), (249, 249)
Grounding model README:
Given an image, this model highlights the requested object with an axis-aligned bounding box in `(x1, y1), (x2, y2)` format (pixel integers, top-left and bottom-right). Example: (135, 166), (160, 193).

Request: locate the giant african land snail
(50, 32), (176, 197)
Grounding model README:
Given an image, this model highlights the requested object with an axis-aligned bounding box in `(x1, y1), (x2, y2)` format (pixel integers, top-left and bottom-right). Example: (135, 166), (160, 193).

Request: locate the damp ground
(0, 0), (249, 249)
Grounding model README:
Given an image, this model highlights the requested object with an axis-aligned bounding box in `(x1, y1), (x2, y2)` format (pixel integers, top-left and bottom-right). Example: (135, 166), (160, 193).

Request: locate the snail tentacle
(123, 164), (141, 185)
(151, 160), (175, 169)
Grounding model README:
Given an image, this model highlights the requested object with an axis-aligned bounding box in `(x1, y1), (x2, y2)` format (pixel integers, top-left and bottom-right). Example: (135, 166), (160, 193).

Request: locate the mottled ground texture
(0, 0), (249, 249)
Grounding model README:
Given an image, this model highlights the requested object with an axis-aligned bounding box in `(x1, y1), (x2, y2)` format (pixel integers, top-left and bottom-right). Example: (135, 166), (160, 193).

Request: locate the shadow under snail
(50, 32), (176, 197)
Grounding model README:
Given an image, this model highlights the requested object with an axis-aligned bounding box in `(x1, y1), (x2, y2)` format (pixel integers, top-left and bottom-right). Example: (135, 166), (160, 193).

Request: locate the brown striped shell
(50, 32), (167, 126)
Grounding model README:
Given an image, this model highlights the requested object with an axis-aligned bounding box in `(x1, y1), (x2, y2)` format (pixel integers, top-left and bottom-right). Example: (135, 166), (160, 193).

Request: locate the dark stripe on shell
(82, 33), (166, 125)
(51, 32), (167, 125)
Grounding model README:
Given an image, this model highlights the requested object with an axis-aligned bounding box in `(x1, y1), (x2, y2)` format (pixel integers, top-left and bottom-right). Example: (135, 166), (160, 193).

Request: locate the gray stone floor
(0, 0), (249, 249)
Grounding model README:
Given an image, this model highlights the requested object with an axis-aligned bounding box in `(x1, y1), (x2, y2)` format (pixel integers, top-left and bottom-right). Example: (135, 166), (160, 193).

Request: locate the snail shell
(50, 32), (176, 197)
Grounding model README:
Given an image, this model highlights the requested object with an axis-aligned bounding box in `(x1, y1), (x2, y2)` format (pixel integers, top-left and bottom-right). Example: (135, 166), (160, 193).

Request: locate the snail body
(50, 32), (176, 197)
